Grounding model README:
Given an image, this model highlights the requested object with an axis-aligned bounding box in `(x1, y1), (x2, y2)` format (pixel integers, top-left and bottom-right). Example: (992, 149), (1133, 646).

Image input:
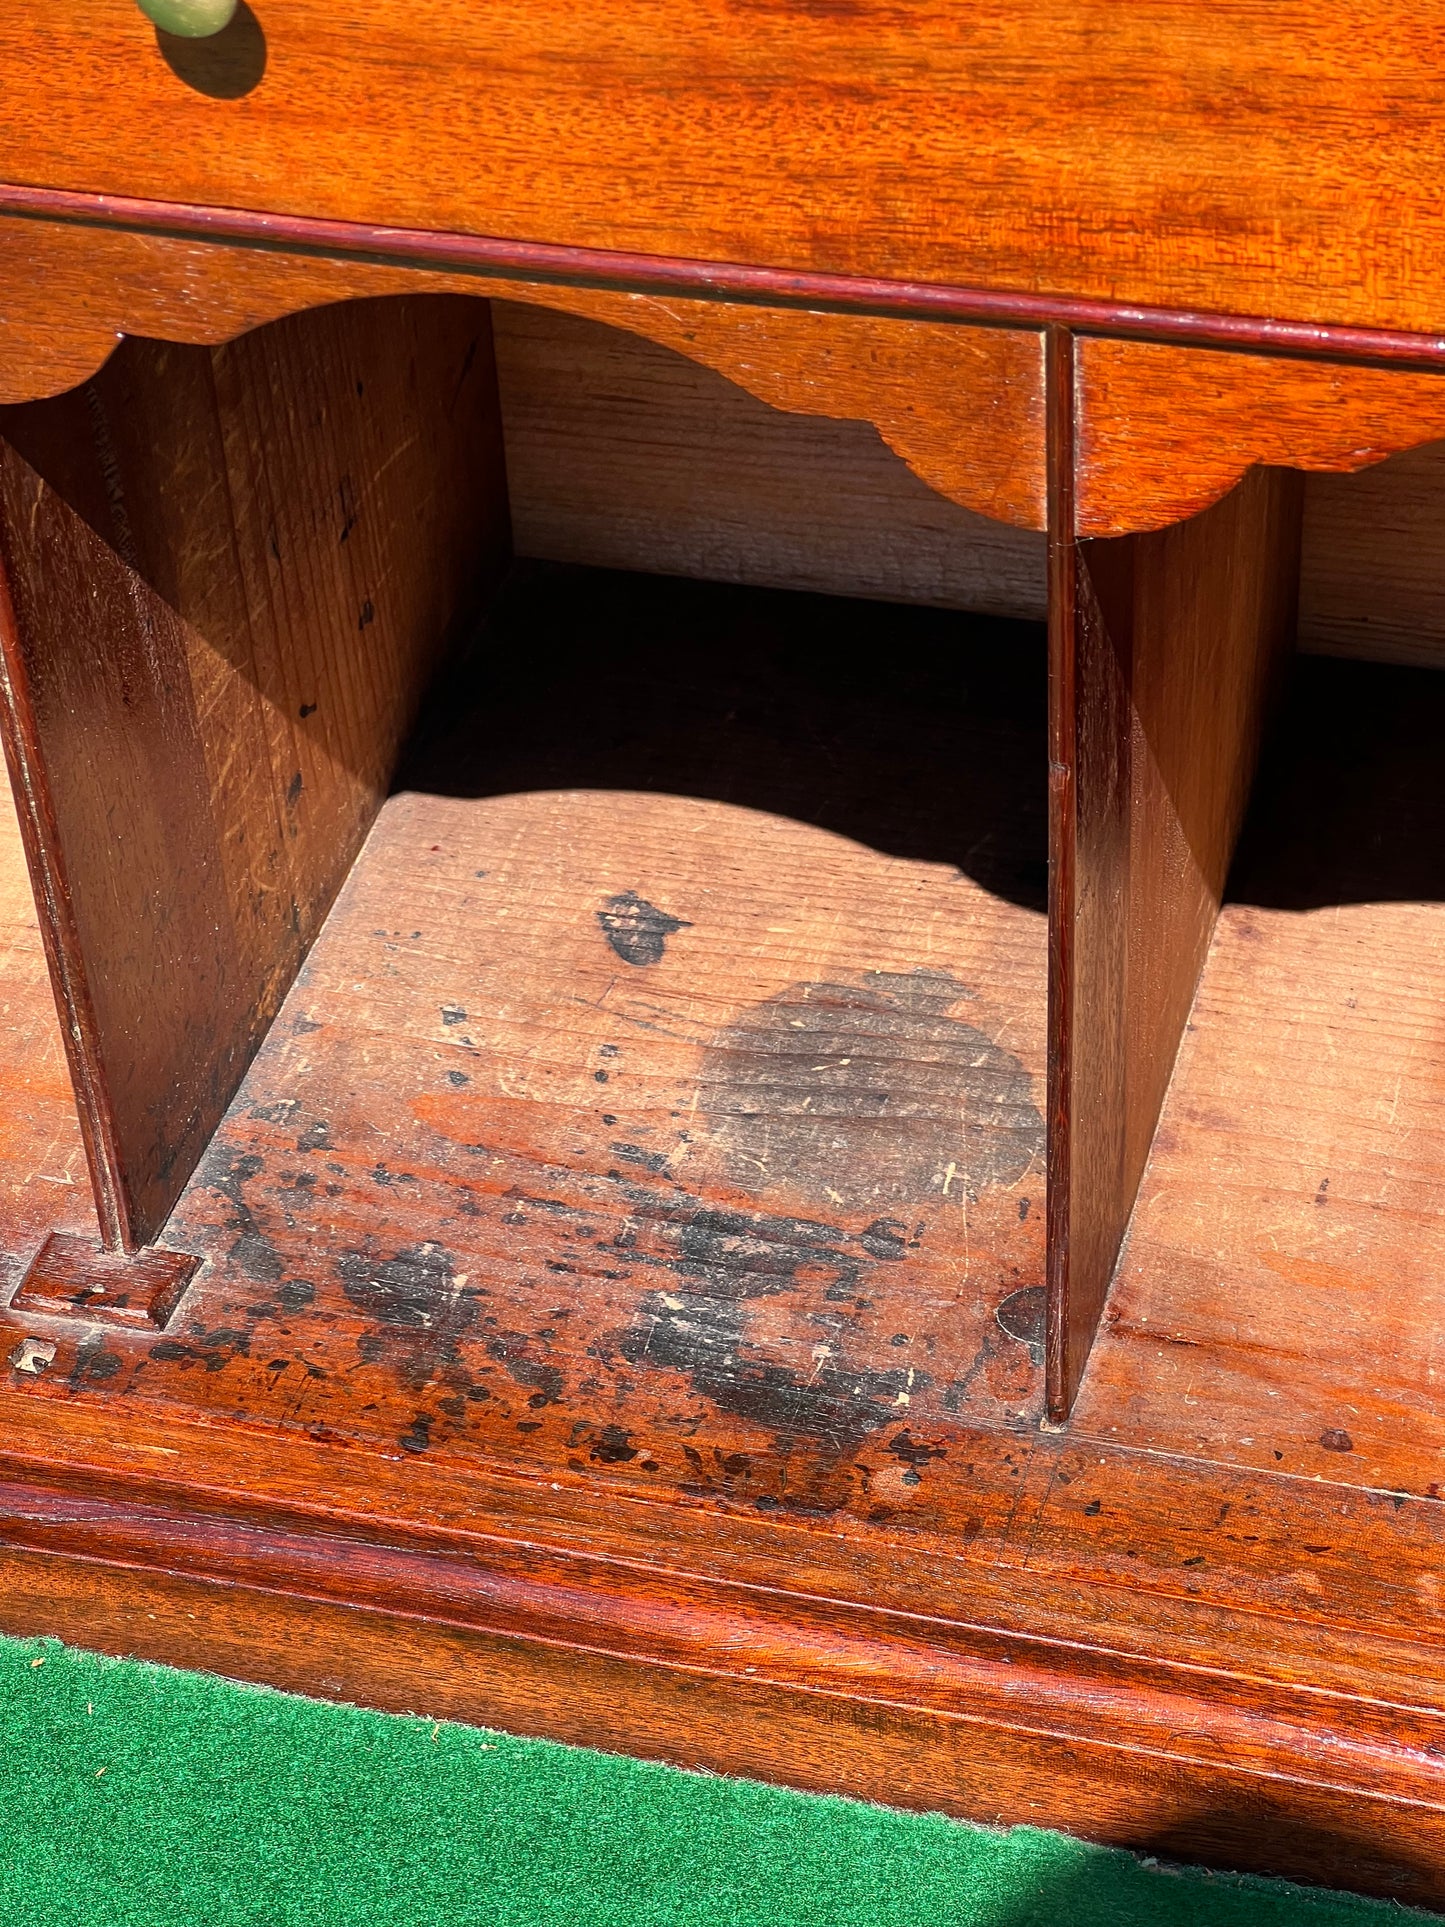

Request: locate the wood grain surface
(0, 295), (510, 1248)
(493, 303), (1049, 618)
(8, 3), (1445, 342)
(1076, 338), (1445, 535)
(1050, 457), (1302, 1416)
(1299, 440), (1445, 668)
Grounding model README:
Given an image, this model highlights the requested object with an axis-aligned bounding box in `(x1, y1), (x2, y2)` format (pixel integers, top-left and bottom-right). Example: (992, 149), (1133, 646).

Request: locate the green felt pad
(0, 1633), (1418, 1926)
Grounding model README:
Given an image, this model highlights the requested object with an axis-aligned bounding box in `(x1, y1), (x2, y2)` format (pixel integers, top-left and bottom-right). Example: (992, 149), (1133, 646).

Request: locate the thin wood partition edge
(0, 555), (130, 1249)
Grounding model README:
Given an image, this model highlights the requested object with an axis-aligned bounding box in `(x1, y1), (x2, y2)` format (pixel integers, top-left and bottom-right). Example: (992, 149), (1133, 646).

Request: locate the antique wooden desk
(0, 0), (1443, 1902)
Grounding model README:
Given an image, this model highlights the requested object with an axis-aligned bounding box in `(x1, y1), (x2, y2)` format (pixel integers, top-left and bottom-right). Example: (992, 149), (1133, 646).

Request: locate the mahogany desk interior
(0, 294), (1443, 1906)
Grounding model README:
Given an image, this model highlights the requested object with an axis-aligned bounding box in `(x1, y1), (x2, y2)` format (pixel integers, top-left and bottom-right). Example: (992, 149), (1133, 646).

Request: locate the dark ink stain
(610, 1142), (669, 1174)
(358, 599), (375, 631)
(277, 1279), (314, 1314)
(285, 771), (303, 810)
(596, 891), (692, 967)
(338, 1243), (483, 1398)
(995, 1285), (1047, 1364)
(447, 1070), (470, 1088)
(1083, 1498), (1102, 1516)
(202, 1147), (288, 1287)
(399, 1413), (432, 1454)
(296, 1121), (331, 1152)
(616, 1198), (924, 1451)
(231, 1233), (284, 1284)
(440, 1005), (467, 1028)
(1319, 1428), (1355, 1453)
(299, 702), (318, 719)
(859, 1219), (907, 1261)
(69, 1342), (123, 1385)
(1018, 1196), (1032, 1221)
(704, 970), (1043, 1211)
(292, 1015), (323, 1037)
(589, 1425), (639, 1464)
(1315, 1178), (1330, 1206)
(250, 1100), (299, 1125)
(594, 1071), (609, 1084)
(887, 1430), (946, 1468)
(486, 1333), (564, 1408)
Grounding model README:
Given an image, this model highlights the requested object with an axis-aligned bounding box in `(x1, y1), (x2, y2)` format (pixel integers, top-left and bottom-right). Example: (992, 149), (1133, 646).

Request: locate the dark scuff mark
(704, 969), (1043, 1211)
(596, 891), (692, 967)
(277, 1279), (314, 1314)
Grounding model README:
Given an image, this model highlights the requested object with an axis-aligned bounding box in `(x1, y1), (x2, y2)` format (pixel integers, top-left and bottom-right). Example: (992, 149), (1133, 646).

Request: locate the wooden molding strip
(6, 181), (1445, 369)
(1, 1471), (1442, 1808)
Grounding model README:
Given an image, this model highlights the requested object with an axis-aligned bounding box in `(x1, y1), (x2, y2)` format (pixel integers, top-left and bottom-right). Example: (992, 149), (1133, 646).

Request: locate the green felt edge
(0, 1632), (1422, 1927)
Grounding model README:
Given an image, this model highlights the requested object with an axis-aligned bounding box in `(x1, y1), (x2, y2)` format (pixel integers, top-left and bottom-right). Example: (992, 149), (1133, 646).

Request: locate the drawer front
(1, 3), (1445, 335)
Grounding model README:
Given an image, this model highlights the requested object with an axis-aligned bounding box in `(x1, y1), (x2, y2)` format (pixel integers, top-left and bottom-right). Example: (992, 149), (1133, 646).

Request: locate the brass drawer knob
(136, 0), (238, 35)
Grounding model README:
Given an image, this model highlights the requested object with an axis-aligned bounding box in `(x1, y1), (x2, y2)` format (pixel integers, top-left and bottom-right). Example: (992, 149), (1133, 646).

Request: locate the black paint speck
(447, 1070), (470, 1088)
(440, 1005), (467, 1028)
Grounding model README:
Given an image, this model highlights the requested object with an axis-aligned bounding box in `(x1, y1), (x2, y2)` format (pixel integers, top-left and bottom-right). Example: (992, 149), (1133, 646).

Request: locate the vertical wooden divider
(0, 294), (511, 1253)
(1047, 326), (1304, 1418)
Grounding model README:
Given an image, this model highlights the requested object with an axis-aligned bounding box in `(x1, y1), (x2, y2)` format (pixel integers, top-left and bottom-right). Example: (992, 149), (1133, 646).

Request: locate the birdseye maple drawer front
(6, 2), (1445, 333)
